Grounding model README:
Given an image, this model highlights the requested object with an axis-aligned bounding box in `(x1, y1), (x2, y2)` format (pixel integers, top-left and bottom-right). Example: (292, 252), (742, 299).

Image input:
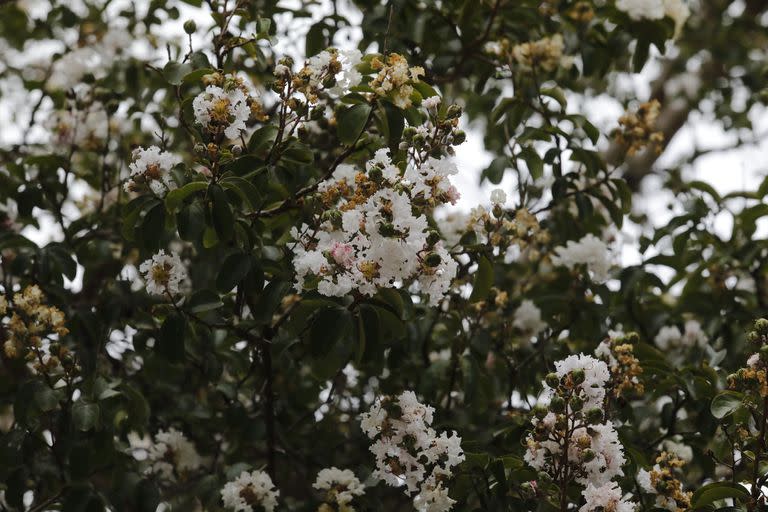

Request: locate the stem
(752, 396), (768, 503)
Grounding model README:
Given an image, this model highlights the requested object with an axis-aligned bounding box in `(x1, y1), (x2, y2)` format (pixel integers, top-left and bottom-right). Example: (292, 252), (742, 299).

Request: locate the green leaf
(163, 62), (193, 86)
(540, 86), (567, 109)
(72, 401), (100, 431)
(165, 181), (207, 212)
(710, 391), (744, 419)
(469, 256), (494, 303)
(159, 313), (186, 361)
(519, 147), (543, 181)
(309, 306), (352, 357)
(187, 289), (223, 313)
(691, 482), (750, 508)
(216, 252), (252, 292)
(337, 103), (372, 145)
(247, 125), (279, 157)
(482, 156), (508, 184)
(209, 184), (234, 242)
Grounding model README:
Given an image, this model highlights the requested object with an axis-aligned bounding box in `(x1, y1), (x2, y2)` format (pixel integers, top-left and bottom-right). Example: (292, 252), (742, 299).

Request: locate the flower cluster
(130, 428), (203, 483)
(580, 481), (635, 512)
(48, 102), (112, 151)
(124, 146), (181, 196)
(360, 391), (464, 512)
(279, 48), (363, 102)
(138, 250), (188, 296)
(1, 286), (76, 377)
(221, 470), (280, 512)
(525, 355), (634, 509)
(637, 451), (692, 511)
(485, 34), (573, 74)
(550, 234), (612, 282)
(193, 73), (266, 141)
(513, 299), (547, 334)
(313, 467), (365, 512)
(654, 319), (708, 351)
(369, 53), (425, 109)
(594, 333), (644, 399)
(291, 149), (459, 305)
(614, 100), (664, 157)
(729, 318), (768, 397)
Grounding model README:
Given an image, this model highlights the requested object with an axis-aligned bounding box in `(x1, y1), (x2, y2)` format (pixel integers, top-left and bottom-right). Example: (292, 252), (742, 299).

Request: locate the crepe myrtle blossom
(513, 299), (547, 333)
(291, 149), (460, 305)
(360, 391), (464, 512)
(124, 146), (181, 196)
(616, 0), (690, 34)
(138, 250), (187, 296)
(654, 319), (708, 351)
(550, 233), (612, 282)
(221, 470), (279, 512)
(313, 467), (365, 510)
(579, 482), (636, 512)
(129, 428), (202, 483)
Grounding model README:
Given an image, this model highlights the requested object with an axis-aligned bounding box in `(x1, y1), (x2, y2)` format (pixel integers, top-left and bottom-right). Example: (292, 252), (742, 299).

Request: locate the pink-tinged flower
(330, 242), (355, 268)
(446, 185), (461, 205)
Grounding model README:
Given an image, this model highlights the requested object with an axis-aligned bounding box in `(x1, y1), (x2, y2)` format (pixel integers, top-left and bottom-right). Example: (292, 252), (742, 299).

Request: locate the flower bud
(581, 448), (596, 462)
(545, 372), (560, 388)
(426, 230), (441, 246)
(402, 126), (416, 140)
(452, 130), (466, 145)
(625, 332), (640, 344)
(231, 144), (243, 156)
(759, 345), (768, 361)
(533, 404), (548, 420)
(585, 407), (603, 424)
(571, 368), (586, 385)
(194, 143), (207, 156)
(747, 331), (760, 344)
(755, 318), (768, 333)
(368, 167), (383, 182)
(378, 222), (396, 237)
(183, 20), (197, 34)
(550, 396), (565, 414)
(446, 104), (462, 119)
(424, 252), (442, 268)
(570, 395), (584, 411)
(520, 481), (537, 499)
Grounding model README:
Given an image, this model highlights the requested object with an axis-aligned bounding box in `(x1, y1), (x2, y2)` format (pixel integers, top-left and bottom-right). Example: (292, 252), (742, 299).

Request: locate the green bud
(183, 20), (197, 34)
(747, 331), (760, 344)
(545, 372), (560, 388)
(625, 332), (640, 344)
(452, 130), (466, 145)
(571, 368), (586, 385)
(554, 415), (567, 430)
(760, 345), (768, 361)
(321, 209), (342, 227)
(105, 99), (120, 114)
(492, 204), (503, 219)
(585, 407), (603, 424)
(581, 449), (596, 462)
(402, 126), (417, 139)
(446, 104), (462, 119)
(368, 167), (383, 182)
(570, 396), (584, 411)
(755, 318), (768, 333)
(424, 252), (442, 268)
(426, 230), (441, 246)
(378, 222), (396, 237)
(533, 404), (548, 420)
(550, 396), (565, 414)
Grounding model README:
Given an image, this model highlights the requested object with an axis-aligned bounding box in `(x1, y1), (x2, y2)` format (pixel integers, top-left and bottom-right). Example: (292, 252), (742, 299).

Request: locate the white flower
(637, 469), (654, 493)
(313, 467), (365, 508)
(292, 151), (460, 305)
(654, 320), (707, 351)
(748, 353), (761, 368)
(221, 470), (279, 512)
(654, 325), (682, 350)
(513, 300), (546, 333)
(551, 234), (611, 282)
(580, 482), (635, 512)
(361, 392), (464, 509)
(661, 438), (693, 463)
(413, 480), (455, 512)
(138, 250), (187, 296)
(616, 0), (665, 20)
(549, 354), (610, 410)
(490, 188), (507, 205)
(124, 146), (181, 196)
(193, 85), (251, 139)
(136, 428), (202, 483)
(423, 96), (441, 110)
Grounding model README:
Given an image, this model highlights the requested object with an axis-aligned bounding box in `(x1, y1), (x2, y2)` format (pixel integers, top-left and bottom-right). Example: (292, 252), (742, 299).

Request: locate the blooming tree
(1, 0), (768, 511)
